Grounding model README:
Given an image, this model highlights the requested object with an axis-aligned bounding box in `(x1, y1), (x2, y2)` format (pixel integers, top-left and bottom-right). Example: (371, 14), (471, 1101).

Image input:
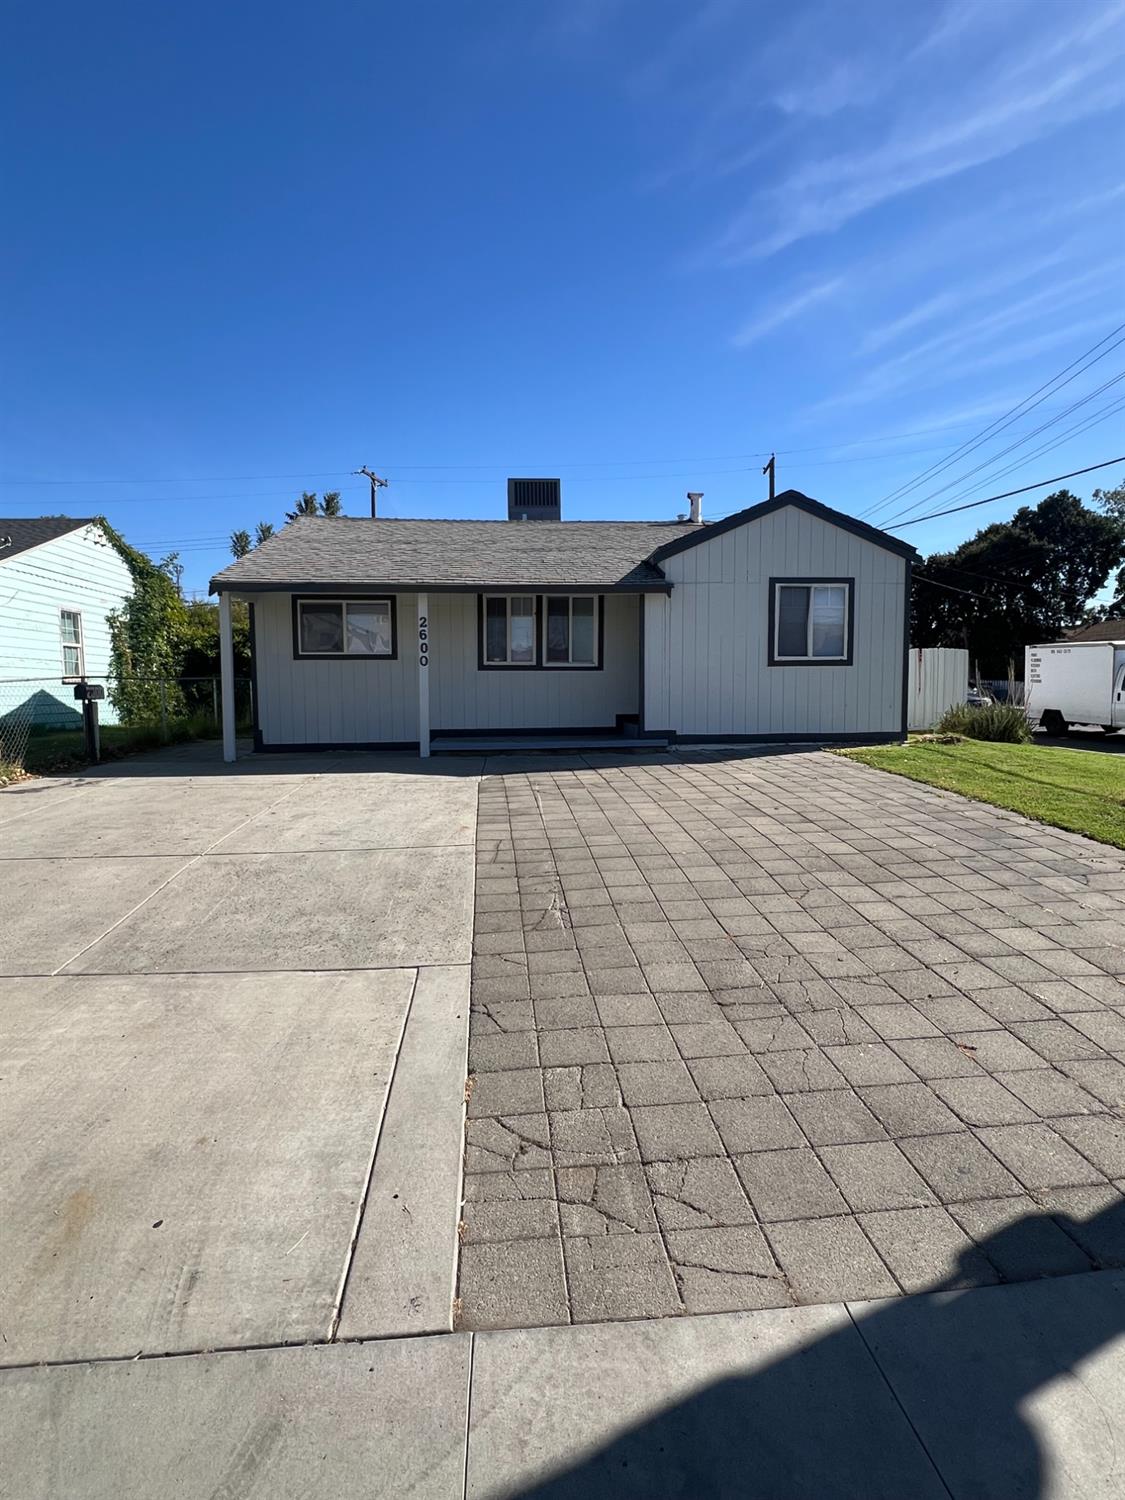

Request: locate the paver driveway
(458, 748), (1125, 1328)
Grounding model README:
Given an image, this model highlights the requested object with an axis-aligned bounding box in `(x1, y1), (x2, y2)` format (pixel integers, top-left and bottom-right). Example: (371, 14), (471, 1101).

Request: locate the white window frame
(771, 580), (851, 664)
(60, 608), (85, 680)
(481, 594), (539, 667)
(542, 594), (600, 668)
(295, 597), (396, 658)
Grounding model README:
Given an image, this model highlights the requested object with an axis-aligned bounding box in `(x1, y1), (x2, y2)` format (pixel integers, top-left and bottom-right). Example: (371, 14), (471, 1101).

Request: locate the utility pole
(762, 454), (776, 500)
(355, 467), (388, 518)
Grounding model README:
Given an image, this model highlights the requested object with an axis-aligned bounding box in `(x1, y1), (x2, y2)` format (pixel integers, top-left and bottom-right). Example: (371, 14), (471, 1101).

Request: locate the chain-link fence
(0, 676), (253, 773)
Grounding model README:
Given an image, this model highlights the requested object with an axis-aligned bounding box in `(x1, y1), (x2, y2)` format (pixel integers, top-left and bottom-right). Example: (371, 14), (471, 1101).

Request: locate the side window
(770, 581), (853, 664)
(60, 609), (84, 678)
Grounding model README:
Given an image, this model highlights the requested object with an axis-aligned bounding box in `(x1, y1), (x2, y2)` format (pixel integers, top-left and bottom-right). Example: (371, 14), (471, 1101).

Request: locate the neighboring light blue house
(0, 517), (134, 729)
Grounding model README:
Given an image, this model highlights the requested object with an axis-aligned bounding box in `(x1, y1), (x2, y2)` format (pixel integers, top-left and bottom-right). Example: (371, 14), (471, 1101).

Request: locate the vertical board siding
(250, 591), (640, 744)
(644, 508), (906, 737)
(251, 592), (419, 746)
(0, 524), (133, 727)
(429, 593), (639, 731)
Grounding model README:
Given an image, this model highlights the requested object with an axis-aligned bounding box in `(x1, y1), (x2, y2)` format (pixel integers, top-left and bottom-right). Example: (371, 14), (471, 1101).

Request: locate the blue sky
(2, 0), (1123, 596)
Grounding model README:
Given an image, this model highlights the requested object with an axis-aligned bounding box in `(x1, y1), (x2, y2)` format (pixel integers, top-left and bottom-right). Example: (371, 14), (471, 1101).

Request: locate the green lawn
(840, 738), (1125, 850)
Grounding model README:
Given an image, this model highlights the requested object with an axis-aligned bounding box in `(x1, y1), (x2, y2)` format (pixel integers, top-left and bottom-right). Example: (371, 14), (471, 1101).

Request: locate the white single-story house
(208, 486), (916, 760)
(0, 517), (133, 729)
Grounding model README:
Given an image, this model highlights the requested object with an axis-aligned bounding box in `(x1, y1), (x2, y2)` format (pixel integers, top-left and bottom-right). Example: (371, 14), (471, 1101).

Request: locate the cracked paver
(456, 748), (1125, 1328)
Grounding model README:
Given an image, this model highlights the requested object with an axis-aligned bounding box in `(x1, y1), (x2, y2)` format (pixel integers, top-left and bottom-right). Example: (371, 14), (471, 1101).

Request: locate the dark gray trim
(900, 558), (912, 740)
(767, 577), (855, 667)
(477, 593), (605, 671)
(666, 731), (901, 745)
(291, 594), (399, 661)
(214, 580), (672, 597)
(648, 490), (918, 564)
(255, 739), (420, 754)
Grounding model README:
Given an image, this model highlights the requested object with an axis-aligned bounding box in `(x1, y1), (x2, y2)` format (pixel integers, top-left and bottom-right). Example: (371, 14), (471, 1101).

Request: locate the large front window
(295, 598), (395, 657)
(771, 581), (851, 663)
(480, 594), (602, 668)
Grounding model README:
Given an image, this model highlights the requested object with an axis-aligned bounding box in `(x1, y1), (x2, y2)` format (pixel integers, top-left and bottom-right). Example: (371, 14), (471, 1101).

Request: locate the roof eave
(208, 577), (674, 597)
(648, 490), (919, 564)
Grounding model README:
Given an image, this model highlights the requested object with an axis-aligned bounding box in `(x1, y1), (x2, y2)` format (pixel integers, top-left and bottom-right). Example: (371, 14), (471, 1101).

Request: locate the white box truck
(1024, 640), (1125, 736)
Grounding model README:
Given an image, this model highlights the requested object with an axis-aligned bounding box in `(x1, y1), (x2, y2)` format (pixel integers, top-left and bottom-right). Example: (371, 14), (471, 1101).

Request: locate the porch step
(431, 734), (669, 753)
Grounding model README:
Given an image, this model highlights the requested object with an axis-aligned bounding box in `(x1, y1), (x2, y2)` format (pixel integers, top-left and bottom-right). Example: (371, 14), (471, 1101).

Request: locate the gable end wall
(643, 506), (907, 737)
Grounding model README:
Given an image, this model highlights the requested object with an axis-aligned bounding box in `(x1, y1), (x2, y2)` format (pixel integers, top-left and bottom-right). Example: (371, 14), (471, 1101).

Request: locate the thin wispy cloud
(708, 0), (1125, 262)
(731, 277), (843, 348)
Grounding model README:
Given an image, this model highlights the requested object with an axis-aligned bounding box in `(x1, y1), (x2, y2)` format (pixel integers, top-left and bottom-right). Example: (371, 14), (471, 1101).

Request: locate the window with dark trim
(768, 578), (854, 665)
(482, 594), (538, 665)
(479, 594), (603, 669)
(60, 609), (84, 679)
(544, 595), (598, 666)
(293, 597), (397, 658)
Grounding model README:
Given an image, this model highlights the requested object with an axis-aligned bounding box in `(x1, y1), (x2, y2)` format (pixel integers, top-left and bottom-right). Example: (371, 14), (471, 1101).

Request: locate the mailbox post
(73, 681), (105, 763)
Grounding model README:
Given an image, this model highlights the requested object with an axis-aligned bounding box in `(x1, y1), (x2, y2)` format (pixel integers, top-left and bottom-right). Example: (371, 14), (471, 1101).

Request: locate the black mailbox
(73, 682), (105, 701)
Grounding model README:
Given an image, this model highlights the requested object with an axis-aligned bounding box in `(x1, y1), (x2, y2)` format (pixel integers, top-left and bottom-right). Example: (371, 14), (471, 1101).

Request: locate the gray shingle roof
(209, 517), (701, 593)
(0, 516), (93, 562)
(1066, 616), (1125, 642)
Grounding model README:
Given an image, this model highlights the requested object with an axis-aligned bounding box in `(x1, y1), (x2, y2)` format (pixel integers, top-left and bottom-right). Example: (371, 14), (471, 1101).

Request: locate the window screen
(483, 596), (537, 664)
(297, 600), (394, 656)
(773, 583), (849, 661)
(60, 610), (84, 677)
(544, 596), (597, 665)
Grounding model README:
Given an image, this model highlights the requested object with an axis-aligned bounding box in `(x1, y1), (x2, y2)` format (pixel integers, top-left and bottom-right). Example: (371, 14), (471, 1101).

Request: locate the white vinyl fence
(906, 647), (968, 730)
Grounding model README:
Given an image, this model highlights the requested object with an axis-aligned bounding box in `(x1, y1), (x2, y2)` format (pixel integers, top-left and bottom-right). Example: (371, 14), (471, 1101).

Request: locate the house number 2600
(418, 615), (429, 668)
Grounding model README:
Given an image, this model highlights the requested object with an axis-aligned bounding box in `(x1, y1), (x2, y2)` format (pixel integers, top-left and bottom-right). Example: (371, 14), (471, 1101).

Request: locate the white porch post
(417, 592), (430, 758)
(219, 590), (237, 763)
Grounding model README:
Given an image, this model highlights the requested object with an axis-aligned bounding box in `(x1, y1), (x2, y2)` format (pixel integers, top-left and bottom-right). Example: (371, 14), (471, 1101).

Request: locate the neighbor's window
(296, 598), (395, 657)
(483, 595), (537, 665)
(544, 595), (598, 666)
(60, 609), (84, 678)
(773, 582), (850, 662)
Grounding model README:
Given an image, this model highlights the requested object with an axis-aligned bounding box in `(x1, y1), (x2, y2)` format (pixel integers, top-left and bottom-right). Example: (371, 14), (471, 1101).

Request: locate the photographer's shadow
(506, 1201), (1125, 1500)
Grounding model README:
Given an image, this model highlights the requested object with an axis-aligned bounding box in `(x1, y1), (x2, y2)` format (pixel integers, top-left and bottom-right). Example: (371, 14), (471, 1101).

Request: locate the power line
(913, 572), (989, 600)
(901, 393), (1125, 525)
(880, 369), (1125, 525)
(889, 456), (1125, 529)
(859, 321), (1125, 521)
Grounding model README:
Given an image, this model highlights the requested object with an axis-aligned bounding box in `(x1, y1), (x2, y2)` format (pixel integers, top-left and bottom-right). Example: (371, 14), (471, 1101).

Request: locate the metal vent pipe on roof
(687, 492), (704, 524)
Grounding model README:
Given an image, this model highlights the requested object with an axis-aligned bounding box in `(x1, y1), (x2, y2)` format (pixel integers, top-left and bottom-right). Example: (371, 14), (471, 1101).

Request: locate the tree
(1091, 477), (1125, 616)
(911, 488), (1125, 674)
(100, 523), (189, 726)
(286, 491), (321, 521)
(229, 494), (340, 559)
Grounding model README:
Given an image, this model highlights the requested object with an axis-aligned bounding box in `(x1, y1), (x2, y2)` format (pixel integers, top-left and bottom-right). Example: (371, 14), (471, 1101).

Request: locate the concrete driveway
(459, 748), (1125, 1328)
(0, 743), (480, 1365)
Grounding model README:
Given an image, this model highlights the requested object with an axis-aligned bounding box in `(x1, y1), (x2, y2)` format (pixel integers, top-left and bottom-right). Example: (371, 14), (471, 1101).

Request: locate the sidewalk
(4, 1267), (1122, 1498)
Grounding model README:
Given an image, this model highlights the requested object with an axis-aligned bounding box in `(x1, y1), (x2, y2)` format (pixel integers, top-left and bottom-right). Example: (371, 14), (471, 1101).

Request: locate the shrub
(935, 702), (1032, 743)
